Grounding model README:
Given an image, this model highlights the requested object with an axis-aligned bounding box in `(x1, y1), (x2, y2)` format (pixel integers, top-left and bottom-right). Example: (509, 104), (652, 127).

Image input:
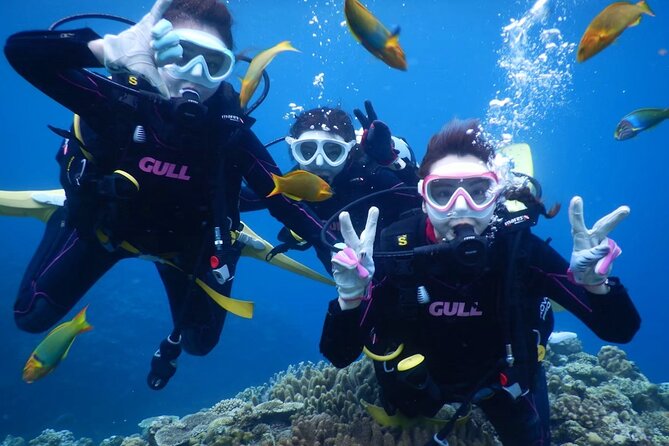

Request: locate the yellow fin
(636, 0), (655, 16)
(386, 33), (400, 48)
(72, 305), (93, 334)
(0, 190), (63, 222)
(362, 401), (416, 428)
(499, 143), (534, 177)
(282, 192), (304, 201)
(238, 222), (334, 286)
(266, 173), (282, 198)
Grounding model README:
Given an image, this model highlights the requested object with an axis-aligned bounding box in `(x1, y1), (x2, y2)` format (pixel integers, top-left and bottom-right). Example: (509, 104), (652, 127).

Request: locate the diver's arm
(238, 183), (267, 213)
(4, 29), (128, 118)
(319, 299), (367, 367)
(529, 234), (640, 343)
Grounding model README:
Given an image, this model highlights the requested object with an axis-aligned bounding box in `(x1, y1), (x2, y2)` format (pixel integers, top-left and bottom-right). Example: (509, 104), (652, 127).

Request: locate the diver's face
(159, 20), (232, 101)
(421, 154), (498, 241)
(291, 130), (351, 183)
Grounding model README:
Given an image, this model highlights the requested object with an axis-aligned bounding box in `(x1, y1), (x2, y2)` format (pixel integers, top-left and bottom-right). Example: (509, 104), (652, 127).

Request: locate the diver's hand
(101, 0), (173, 98)
(332, 207), (379, 310)
(568, 196), (629, 289)
(354, 101), (398, 165)
(151, 19), (183, 67)
(353, 99), (379, 130)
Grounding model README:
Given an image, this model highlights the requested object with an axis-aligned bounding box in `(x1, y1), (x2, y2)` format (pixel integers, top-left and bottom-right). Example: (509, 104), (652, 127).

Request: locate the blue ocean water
(0, 0), (667, 441)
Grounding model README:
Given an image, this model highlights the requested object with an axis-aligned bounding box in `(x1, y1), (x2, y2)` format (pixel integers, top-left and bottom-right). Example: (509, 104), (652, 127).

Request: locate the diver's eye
(430, 183), (457, 205)
(323, 142), (345, 161)
(298, 141), (317, 160)
(467, 179), (494, 204)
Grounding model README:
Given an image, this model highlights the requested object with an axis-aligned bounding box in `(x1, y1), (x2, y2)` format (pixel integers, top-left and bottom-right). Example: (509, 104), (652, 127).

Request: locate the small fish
(266, 170), (333, 202)
(22, 306), (93, 383)
(239, 41), (299, 108)
(547, 331), (578, 344)
(344, 0), (407, 71)
(614, 108), (669, 140)
(577, 1), (655, 63)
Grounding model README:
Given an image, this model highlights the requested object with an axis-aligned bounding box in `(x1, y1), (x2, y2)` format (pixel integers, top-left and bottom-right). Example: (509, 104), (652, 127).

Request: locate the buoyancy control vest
(368, 199), (549, 413)
(54, 78), (252, 255)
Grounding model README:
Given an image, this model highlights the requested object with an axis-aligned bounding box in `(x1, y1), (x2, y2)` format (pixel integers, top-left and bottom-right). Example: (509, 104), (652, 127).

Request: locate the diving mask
(286, 135), (356, 168)
(419, 172), (500, 214)
(160, 29), (235, 90)
(419, 167), (502, 238)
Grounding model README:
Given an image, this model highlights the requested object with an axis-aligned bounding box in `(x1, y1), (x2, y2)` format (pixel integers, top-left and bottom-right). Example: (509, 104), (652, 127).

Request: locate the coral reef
(6, 340), (669, 446)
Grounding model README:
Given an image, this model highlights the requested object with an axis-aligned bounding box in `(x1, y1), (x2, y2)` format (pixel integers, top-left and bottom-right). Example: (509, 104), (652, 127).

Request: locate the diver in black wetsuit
(4, 0), (334, 390)
(240, 102), (421, 263)
(320, 119), (640, 445)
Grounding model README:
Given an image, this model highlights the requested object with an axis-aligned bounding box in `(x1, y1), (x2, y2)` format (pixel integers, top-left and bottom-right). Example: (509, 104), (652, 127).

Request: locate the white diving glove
(102, 0), (173, 98)
(332, 207), (379, 310)
(568, 196), (629, 288)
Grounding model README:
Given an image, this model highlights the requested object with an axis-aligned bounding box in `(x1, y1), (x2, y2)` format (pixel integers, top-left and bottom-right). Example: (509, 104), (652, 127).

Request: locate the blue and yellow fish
(22, 306), (93, 383)
(614, 108), (669, 140)
(344, 0), (407, 70)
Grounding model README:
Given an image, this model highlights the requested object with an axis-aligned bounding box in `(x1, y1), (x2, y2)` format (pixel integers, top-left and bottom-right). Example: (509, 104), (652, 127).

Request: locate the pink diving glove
(331, 207), (379, 310)
(568, 196), (629, 287)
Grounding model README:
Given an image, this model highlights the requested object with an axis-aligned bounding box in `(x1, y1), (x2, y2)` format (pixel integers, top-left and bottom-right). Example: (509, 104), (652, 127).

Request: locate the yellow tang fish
(577, 0), (654, 63)
(23, 306), (93, 383)
(266, 170), (333, 202)
(239, 41), (299, 108)
(344, 0), (407, 71)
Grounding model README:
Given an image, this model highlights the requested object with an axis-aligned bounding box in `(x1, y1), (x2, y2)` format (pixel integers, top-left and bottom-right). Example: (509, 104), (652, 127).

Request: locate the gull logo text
(139, 157), (191, 181)
(429, 301), (483, 317)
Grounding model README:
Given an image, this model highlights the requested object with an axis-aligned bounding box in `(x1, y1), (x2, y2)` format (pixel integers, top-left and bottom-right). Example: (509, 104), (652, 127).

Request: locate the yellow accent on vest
(397, 353), (425, 372)
(289, 229), (304, 242)
(363, 343), (404, 362)
(397, 234), (408, 246)
(93, 229), (254, 319)
(537, 344), (546, 362)
(72, 114), (94, 161)
(113, 170), (140, 191)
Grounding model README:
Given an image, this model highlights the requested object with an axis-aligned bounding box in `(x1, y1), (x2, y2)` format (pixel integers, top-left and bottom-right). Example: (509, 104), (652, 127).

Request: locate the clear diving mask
(286, 135), (356, 168)
(160, 28), (235, 90)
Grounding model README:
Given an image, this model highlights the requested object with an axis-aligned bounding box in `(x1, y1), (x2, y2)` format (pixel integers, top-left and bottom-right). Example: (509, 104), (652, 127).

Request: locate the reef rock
(14, 341), (669, 446)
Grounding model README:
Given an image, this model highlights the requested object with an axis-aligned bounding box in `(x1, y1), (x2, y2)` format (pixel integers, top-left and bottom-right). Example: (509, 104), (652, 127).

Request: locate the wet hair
(504, 186), (561, 219)
(164, 0), (234, 48)
(418, 119), (495, 178)
(289, 107), (357, 142)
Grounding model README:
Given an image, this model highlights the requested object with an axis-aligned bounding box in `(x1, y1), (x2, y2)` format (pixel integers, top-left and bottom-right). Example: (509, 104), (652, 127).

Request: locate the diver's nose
(191, 62), (204, 77)
(454, 194), (469, 211)
(315, 154), (324, 166)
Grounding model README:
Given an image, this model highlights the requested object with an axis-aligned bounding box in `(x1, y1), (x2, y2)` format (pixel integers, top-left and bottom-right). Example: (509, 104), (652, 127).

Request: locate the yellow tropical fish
(239, 41), (299, 108)
(577, 0), (654, 63)
(23, 306), (93, 383)
(266, 170), (333, 202)
(344, 0), (407, 70)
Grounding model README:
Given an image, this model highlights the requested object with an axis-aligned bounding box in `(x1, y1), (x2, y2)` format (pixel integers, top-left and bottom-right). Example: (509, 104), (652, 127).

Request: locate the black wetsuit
(320, 212), (640, 446)
(240, 155), (421, 260)
(5, 28), (333, 354)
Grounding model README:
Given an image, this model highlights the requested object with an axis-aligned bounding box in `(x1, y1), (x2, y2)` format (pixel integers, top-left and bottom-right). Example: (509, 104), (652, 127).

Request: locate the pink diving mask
(419, 171), (500, 213)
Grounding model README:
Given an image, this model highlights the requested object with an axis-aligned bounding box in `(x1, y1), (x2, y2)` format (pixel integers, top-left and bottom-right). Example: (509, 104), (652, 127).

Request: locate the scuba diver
(240, 101), (421, 264)
(4, 0), (336, 390)
(319, 119), (640, 445)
